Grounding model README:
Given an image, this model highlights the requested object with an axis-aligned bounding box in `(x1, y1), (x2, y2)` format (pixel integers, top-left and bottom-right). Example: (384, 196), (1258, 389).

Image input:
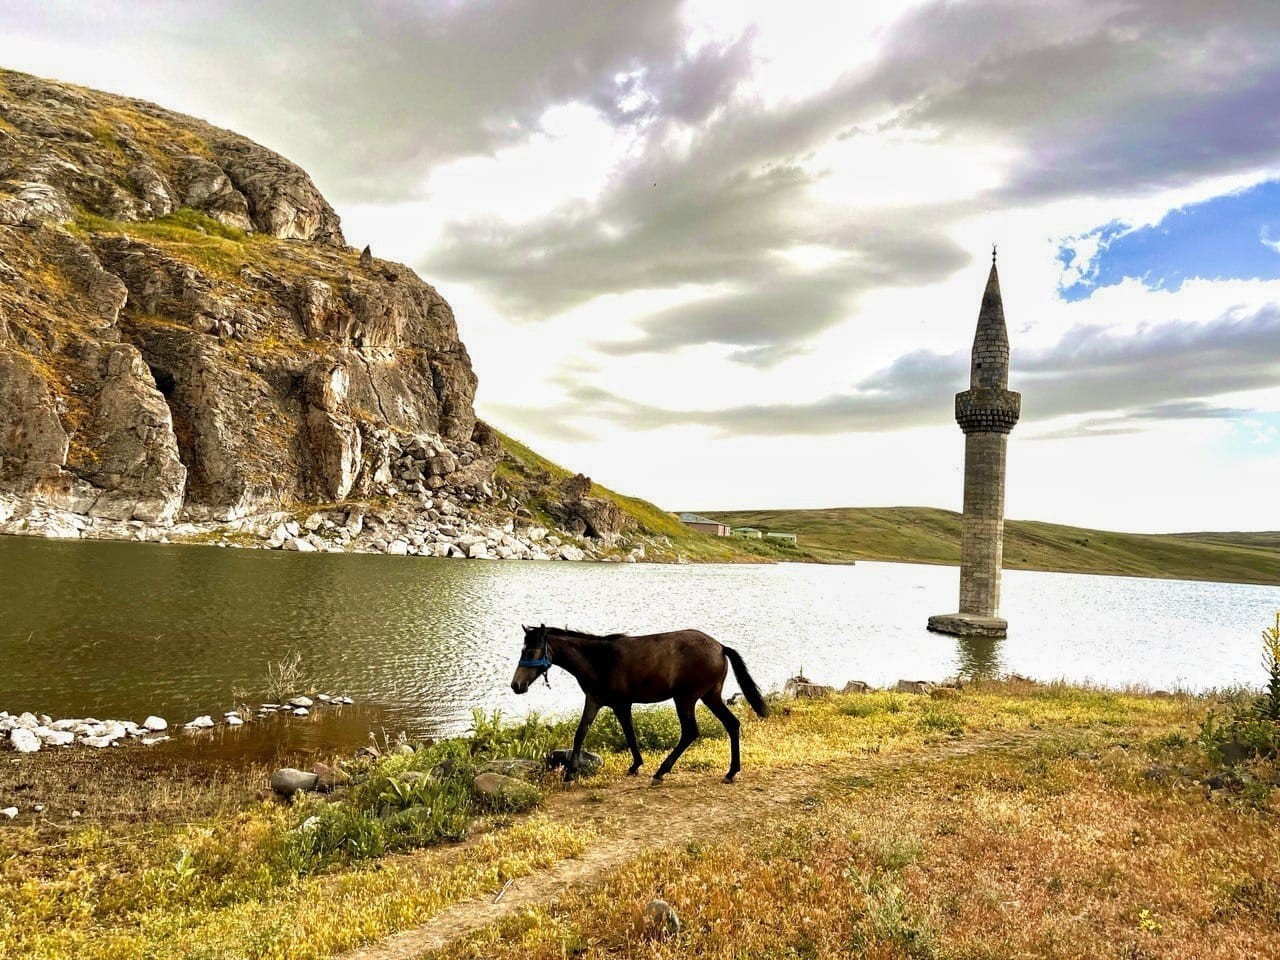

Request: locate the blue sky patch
(1058, 179), (1280, 301)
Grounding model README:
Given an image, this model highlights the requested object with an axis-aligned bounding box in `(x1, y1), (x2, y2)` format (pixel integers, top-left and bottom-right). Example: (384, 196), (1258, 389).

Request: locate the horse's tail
(723, 646), (769, 717)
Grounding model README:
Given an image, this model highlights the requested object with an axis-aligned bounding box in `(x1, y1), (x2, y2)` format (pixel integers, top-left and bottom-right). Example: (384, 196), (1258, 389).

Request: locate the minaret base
(927, 613), (1008, 639)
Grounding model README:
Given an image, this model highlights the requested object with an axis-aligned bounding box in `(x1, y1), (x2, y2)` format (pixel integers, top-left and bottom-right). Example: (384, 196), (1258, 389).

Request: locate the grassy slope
(494, 431), (810, 563)
(703, 506), (1280, 585)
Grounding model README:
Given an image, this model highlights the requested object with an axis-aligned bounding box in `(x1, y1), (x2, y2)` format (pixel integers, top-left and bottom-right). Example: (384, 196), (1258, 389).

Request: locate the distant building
(734, 527), (763, 539)
(765, 531), (798, 545)
(678, 513), (731, 537)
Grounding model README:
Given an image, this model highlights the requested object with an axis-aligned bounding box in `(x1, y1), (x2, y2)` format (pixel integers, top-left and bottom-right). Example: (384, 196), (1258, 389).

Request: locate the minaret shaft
(929, 252), (1020, 640)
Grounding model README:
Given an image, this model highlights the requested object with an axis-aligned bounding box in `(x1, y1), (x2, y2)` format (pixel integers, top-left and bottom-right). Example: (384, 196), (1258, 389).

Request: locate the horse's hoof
(563, 772), (578, 784)
(651, 774), (665, 784)
(626, 767), (641, 777)
(722, 773), (737, 784)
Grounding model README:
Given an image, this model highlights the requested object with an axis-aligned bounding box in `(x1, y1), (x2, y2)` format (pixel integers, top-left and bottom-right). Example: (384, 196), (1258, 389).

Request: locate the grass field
(6, 680), (1275, 959)
(703, 506), (1280, 585)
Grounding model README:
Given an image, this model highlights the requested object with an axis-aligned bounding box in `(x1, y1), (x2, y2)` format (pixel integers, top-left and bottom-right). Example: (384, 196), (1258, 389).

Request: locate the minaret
(928, 247), (1021, 639)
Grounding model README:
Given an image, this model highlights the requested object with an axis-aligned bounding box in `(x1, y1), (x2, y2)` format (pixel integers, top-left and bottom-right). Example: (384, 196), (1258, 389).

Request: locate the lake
(1, 537), (1277, 752)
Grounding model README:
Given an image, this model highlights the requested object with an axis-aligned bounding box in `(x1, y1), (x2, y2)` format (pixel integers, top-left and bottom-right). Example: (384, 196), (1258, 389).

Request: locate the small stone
(546, 748), (604, 776)
(645, 899), (681, 938)
(143, 716), (168, 732)
(270, 768), (319, 796)
(82, 735), (114, 748)
(289, 696), (313, 708)
(292, 707), (310, 717)
(312, 761), (351, 791)
(284, 537), (317, 552)
(185, 715), (215, 729)
(0, 807), (17, 820)
(140, 736), (170, 746)
(226, 715), (244, 726)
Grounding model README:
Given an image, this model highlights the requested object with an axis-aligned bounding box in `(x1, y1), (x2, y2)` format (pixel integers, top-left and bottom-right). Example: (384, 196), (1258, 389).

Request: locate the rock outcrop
(0, 67), (486, 522)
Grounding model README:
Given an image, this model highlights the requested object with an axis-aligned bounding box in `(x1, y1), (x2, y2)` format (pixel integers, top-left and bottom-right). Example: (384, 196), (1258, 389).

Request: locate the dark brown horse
(510, 625), (769, 783)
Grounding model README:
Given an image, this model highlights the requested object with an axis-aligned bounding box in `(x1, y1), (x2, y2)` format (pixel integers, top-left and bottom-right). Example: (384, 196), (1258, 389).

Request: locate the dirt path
(340, 730), (1044, 960)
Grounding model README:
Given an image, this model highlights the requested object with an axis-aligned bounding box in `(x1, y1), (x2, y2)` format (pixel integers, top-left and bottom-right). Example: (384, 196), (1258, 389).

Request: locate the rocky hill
(0, 66), (495, 529)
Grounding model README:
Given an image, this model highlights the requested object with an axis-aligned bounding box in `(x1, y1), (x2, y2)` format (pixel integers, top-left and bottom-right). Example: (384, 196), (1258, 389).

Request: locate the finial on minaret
(991, 242), (997, 265)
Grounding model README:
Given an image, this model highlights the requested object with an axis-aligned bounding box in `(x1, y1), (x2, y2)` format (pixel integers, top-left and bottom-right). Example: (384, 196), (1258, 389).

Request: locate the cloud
(535, 305), (1280, 436)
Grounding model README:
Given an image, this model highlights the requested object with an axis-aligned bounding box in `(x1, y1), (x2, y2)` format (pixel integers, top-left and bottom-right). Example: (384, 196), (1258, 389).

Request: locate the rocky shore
(0, 458), (661, 563)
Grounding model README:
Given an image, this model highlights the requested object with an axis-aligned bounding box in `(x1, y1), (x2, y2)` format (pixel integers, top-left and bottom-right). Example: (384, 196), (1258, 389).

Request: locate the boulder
(558, 544), (585, 562)
(142, 715), (168, 732)
(8, 727), (40, 753)
(270, 767), (319, 796)
(894, 680), (934, 695)
(783, 677), (834, 699)
(285, 538), (318, 553)
(841, 681), (872, 694)
(476, 758), (544, 783)
(184, 715), (215, 729)
(472, 772), (540, 810)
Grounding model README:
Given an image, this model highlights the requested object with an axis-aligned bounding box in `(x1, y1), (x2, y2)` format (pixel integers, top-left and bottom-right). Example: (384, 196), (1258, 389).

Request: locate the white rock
(16, 712), (38, 729)
(284, 537), (317, 552)
(386, 539), (409, 556)
(185, 715), (215, 730)
(82, 736), (114, 748)
(143, 716), (168, 732)
(8, 727), (40, 753)
(303, 513), (324, 532)
(467, 541), (490, 559)
(52, 719), (79, 732)
(40, 730), (75, 747)
(226, 715), (244, 726)
(285, 520), (300, 537)
(289, 696), (313, 708)
(558, 544), (586, 561)
(292, 707), (310, 717)
(140, 736), (170, 747)
(339, 696), (354, 705)
(1, 807), (16, 820)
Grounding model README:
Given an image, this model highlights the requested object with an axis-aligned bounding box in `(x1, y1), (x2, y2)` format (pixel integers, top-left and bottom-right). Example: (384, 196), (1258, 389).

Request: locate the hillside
(703, 507), (1280, 585)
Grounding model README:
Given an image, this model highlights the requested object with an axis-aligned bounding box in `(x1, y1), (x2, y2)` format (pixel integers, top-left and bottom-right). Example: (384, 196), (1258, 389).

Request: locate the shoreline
(0, 490), (665, 564)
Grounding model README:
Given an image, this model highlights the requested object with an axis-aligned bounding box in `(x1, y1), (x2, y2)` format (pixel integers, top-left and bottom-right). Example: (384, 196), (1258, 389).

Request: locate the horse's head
(511, 624), (552, 694)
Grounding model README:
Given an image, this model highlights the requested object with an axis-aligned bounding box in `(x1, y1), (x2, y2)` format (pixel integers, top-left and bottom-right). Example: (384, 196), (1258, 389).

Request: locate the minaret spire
(928, 248), (1022, 640)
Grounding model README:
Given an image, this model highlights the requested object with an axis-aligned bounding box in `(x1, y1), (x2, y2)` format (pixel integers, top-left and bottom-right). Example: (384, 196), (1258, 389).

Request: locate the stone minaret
(928, 248), (1021, 639)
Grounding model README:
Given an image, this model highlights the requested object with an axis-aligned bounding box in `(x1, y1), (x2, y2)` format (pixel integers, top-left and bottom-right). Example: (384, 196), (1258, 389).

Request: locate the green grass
(702, 506), (1280, 585)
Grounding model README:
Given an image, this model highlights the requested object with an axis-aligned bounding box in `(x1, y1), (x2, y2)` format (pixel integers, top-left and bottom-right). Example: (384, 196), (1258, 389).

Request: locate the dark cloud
(534, 306), (1280, 437)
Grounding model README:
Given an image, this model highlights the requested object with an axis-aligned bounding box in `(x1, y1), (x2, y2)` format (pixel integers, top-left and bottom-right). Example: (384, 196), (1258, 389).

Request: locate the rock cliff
(0, 67), (487, 524)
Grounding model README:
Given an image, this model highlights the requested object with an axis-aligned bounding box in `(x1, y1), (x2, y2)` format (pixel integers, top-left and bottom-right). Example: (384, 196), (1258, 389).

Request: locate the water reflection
(954, 636), (1003, 679)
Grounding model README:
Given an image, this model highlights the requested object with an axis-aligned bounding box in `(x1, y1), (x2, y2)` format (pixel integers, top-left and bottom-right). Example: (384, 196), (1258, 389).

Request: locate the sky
(2, 0), (1279, 533)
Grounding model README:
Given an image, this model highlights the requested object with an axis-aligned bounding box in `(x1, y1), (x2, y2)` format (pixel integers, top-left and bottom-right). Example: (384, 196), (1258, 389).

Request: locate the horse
(510, 624), (769, 783)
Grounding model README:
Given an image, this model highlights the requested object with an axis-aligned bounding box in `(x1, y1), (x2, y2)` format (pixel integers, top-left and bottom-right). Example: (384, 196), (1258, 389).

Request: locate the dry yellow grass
(436, 735), (1279, 960)
(1, 684), (1271, 959)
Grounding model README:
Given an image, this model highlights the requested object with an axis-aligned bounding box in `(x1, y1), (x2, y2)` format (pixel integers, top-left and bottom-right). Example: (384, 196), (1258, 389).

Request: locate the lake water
(1, 537), (1277, 750)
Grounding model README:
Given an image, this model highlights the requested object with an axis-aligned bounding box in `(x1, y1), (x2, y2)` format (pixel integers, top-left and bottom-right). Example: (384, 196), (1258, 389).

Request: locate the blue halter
(519, 629), (552, 670)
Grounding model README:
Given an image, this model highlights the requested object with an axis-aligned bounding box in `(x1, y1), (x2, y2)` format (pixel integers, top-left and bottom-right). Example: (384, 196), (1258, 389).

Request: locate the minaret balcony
(955, 388), (1021, 434)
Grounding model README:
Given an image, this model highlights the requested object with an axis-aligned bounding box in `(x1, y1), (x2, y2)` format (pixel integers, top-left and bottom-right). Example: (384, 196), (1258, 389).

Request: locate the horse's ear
(520, 624), (528, 632)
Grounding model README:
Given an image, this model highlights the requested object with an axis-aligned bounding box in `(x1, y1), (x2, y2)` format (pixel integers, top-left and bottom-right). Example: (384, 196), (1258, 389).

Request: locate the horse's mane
(547, 626), (627, 642)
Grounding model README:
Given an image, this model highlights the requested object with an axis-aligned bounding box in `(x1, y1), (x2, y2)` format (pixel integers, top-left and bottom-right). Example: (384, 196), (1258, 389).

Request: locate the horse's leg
(652, 696), (698, 783)
(614, 703), (643, 775)
(566, 696), (600, 782)
(703, 691), (741, 783)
